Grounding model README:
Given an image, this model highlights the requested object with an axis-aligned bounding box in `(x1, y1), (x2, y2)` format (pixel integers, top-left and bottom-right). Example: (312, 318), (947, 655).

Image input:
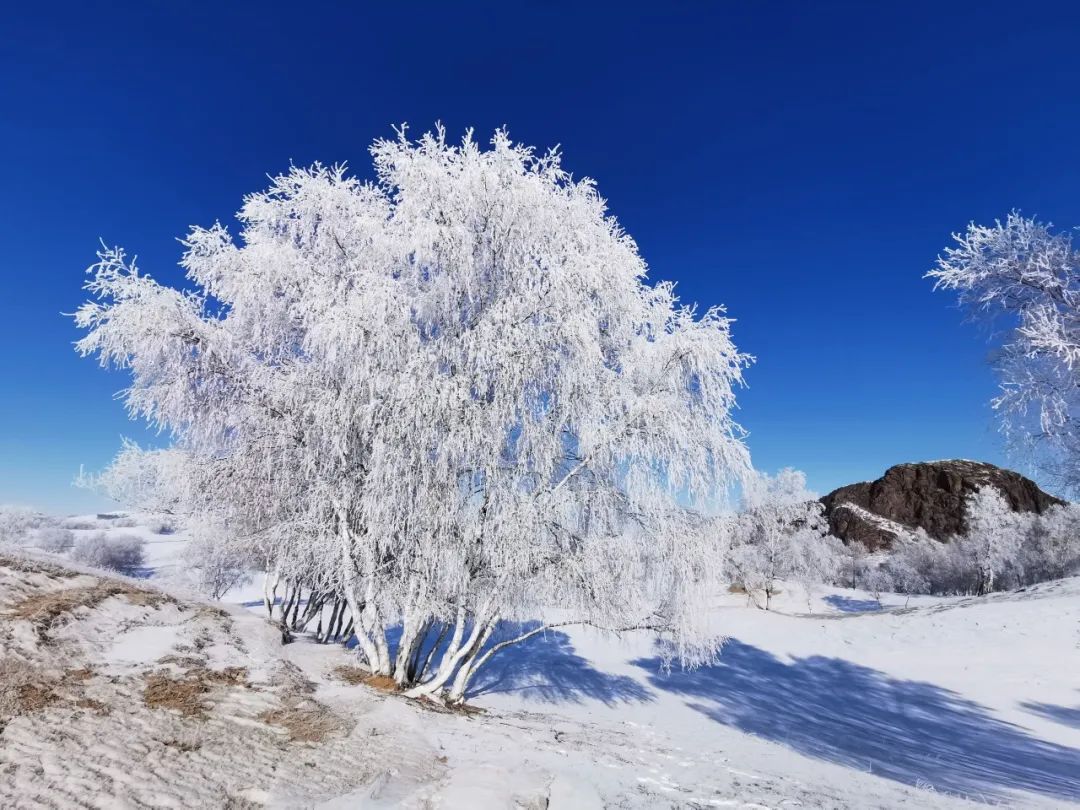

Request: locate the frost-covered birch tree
(75, 126), (752, 703)
(729, 468), (842, 609)
(961, 486), (1023, 595)
(929, 213), (1080, 493)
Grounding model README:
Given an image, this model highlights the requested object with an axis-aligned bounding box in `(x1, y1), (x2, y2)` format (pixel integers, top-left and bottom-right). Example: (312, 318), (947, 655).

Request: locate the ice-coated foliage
(962, 487), (1022, 594)
(32, 526), (75, 553)
(929, 213), (1080, 493)
(71, 532), (146, 574)
(181, 521), (253, 600)
(76, 439), (191, 516)
(75, 126), (752, 701)
(0, 506), (45, 546)
(876, 487), (1080, 596)
(729, 469), (846, 609)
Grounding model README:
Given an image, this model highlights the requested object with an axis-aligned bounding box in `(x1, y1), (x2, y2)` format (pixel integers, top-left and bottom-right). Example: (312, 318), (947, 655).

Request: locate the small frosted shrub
(33, 526), (75, 553)
(71, 533), (146, 573)
(144, 516), (177, 535)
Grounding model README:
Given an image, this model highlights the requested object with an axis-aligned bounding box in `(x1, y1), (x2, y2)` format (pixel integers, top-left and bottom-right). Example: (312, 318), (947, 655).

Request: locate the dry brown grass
(331, 665), (399, 692)
(60, 666), (95, 684)
(162, 738), (201, 753)
(157, 654), (206, 670)
(206, 666), (248, 686)
(194, 604), (231, 622)
(143, 672), (212, 717)
(412, 695), (486, 716)
(74, 697), (109, 714)
(0, 660), (59, 718)
(10, 682), (57, 713)
(8, 581), (170, 639)
(123, 588), (171, 608)
(223, 795), (263, 810)
(142, 664), (250, 718)
(274, 660), (317, 695)
(0, 553), (80, 580)
(258, 699), (348, 743)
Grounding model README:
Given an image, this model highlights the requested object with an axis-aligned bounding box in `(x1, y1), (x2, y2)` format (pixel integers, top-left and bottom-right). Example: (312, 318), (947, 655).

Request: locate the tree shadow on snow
(1023, 700), (1080, 731)
(634, 640), (1080, 803)
(823, 594), (882, 613)
(467, 621), (653, 705)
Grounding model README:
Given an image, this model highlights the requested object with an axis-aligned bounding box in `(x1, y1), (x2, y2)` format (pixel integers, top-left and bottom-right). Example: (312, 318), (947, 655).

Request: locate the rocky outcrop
(820, 460), (1064, 550)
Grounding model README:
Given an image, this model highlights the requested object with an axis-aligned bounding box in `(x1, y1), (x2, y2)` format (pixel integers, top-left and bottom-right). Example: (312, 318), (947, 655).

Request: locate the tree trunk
(405, 602), (492, 699)
(446, 616), (498, 704)
(395, 616), (432, 687)
(295, 591), (325, 632)
(277, 580), (296, 624)
(322, 599), (342, 643)
(393, 579), (426, 686)
(262, 566), (280, 619)
(289, 584), (302, 627)
(344, 585), (382, 673)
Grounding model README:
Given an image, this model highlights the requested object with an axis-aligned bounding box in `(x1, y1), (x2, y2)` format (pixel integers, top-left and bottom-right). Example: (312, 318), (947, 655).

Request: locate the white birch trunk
(446, 615), (498, 704)
(405, 597), (497, 699)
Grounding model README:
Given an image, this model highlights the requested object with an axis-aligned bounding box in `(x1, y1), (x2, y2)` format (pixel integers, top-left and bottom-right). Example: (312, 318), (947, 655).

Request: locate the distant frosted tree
(840, 539), (870, 589)
(75, 126), (753, 702)
(1022, 502), (1080, 583)
(870, 529), (934, 606)
(730, 469), (843, 609)
(877, 493), (1080, 596)
(0, 506), (43, 547)
(182, 521), (253, 600)
(32, 526), (75, 553)
(961, 486), (1023, 595)
(929, 213), (1080, 493)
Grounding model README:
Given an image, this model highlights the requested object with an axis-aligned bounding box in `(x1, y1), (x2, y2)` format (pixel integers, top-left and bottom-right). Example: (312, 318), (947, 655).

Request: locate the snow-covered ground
(3, 514), (1079, 808)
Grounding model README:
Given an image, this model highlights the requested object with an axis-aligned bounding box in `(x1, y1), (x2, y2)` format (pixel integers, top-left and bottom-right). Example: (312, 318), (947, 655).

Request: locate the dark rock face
(820, 460), (1064, 550)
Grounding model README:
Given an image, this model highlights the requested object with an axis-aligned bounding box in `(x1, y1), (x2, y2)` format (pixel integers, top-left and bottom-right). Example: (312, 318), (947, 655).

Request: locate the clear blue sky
(3, 2), (1080, 513)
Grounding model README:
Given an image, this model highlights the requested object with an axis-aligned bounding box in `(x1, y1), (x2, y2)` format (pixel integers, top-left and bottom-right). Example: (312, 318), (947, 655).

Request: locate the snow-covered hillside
(2, 514), (1079, 808)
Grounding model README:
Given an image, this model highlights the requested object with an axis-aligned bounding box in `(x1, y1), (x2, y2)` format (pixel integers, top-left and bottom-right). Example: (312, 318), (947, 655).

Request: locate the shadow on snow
(1023, 699), (1080, 731)
(339, 619), (650, 705)
(634, 640), (1080, 803)
(467, 621), (653, 705)
(822, 594), (883, 613)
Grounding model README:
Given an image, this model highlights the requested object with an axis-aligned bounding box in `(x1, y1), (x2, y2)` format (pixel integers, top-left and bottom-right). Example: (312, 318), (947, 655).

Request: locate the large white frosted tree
(929, 213), (1080, 493)
(76, 127), (752, 703)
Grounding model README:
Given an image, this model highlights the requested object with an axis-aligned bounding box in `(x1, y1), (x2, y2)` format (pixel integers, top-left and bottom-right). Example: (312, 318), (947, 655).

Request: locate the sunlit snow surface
(3, 513), (1078, 808)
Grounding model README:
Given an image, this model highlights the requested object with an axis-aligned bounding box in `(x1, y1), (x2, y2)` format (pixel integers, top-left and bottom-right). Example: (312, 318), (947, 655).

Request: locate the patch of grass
(331, 664), (399, 692)
(143, 672), (211, 718)
(157, 654), (206, 670)
(0, 660), (59, 719)
(274, 660), (317, 695)
(74, 697), (109, 714)
(195, 604), (231, 622)
(123, 588), (171, 608)
(258, 700), (349, 743)
(8, 581), (171, 639)
(413, 695), (486, 716)
(0, 552), (79, 579)
(142, 663), (250, 718)
(162, 738), (201, 753)
(206, 666), (248, 686)
(60, 666), (95, 684)
(223, 796), (263, 810)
